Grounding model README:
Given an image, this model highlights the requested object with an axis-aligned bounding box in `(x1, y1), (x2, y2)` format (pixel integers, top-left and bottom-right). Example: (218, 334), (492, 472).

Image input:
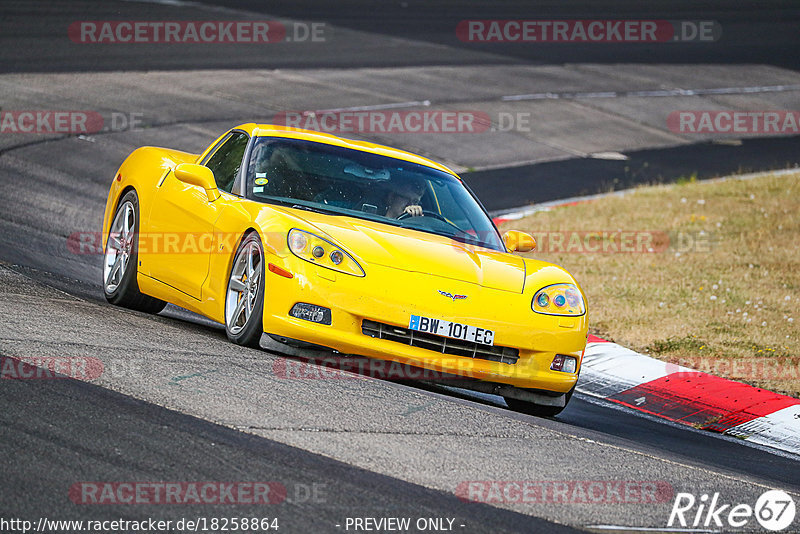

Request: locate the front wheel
(103, 190), (167, 314)
(224, 232), (265, 348)
(504, 386), (574, 418)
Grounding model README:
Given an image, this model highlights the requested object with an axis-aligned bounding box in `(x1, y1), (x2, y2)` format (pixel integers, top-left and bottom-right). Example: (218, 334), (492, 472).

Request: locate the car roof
(233, 123), (460, 178)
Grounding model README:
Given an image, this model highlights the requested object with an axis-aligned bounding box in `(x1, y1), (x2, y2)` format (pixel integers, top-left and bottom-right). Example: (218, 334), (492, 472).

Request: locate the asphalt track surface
(1, 1), (800, 533)
(4, 1), (800, 71)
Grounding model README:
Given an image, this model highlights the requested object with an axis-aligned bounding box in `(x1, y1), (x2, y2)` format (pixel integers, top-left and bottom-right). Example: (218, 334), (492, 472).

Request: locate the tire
(103, 190), (167, 314)
(504, 385), (574, 418)
(224, 232), (265, 348)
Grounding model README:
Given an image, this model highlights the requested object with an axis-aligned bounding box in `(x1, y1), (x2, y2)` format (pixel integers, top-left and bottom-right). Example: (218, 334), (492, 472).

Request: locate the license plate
(409, 315), (494, 346)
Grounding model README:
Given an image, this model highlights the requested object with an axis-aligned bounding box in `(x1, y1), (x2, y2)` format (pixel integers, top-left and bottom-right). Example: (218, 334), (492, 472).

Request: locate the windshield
(245, 137), (504, 251)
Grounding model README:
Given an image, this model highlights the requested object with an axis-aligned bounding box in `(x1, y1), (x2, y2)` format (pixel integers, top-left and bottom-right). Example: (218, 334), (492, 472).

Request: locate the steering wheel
(397, 209), (449, 222)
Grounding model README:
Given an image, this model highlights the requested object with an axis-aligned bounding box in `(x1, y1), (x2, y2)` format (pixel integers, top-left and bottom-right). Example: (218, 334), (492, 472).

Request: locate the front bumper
(261, 257), (587, 393)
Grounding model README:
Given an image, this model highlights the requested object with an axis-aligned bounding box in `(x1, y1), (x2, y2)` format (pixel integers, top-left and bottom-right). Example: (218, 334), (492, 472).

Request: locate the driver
(384, 178), (426, 218)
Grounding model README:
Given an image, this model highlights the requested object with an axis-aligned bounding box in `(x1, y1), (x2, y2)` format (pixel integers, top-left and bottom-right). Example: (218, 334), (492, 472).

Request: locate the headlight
(532, 284), (585, 316)
(287, 229), (365, 277)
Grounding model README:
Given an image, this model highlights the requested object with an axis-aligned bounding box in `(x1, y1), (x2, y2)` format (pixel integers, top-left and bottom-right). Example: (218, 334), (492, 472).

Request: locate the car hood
(282, 208), (525, 293)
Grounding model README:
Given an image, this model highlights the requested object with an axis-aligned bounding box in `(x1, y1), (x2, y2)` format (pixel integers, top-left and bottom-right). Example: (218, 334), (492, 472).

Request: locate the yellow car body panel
(103, 124), (588, 394)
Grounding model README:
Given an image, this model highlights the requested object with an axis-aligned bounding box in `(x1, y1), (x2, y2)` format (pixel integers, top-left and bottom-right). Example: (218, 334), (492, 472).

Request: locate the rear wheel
(103, 190), (167, 314)
(225, 232), (265, 348)
(504, 386), (574, 418)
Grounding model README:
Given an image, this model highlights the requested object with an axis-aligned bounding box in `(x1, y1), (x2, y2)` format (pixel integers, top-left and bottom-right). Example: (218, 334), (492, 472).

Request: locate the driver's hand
(403, 205), (423, 217)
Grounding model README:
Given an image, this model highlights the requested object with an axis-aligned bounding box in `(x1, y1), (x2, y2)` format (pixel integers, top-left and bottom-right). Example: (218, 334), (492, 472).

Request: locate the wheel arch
(222, 227), (267, 348)
(209, 226), (265, 325)
(102, 185), (137, 254)
(225, 227), (263, 274)
(103, 146), (199, 249)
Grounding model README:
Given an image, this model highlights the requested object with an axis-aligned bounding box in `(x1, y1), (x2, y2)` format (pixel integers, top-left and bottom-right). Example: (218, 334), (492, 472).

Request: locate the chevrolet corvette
(102, 124), (588, 416)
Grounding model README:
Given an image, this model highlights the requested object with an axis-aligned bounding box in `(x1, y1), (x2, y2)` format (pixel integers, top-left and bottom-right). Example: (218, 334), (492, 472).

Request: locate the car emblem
(438, 290), (467, 301)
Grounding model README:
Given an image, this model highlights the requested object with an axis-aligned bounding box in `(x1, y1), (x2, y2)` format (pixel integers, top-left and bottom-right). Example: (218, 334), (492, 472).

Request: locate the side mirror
(174, 163), (220, 202)
(503, 230), (536, 253)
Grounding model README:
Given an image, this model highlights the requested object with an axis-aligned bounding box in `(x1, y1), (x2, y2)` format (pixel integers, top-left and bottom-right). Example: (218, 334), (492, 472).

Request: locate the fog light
(551, 354), (577, 373)
(289, 303), (332, 325)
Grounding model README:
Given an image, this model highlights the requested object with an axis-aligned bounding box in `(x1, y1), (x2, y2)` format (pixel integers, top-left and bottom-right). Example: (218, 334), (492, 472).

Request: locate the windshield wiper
(290, 203), (342, 216)
(256, 196), (342, 216)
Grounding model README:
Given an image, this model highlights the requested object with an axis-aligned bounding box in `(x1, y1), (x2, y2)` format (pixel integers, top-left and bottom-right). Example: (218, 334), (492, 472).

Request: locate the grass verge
(499, 171), (799, 397)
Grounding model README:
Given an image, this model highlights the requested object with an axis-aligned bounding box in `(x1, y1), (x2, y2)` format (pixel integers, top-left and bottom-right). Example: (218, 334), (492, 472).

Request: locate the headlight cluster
(287, 229), (364, 277)
(532, 284), (585, 316)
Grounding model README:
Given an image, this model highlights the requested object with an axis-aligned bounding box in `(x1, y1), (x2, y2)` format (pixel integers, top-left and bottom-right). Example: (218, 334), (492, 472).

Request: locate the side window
(204, 132), (249, 193)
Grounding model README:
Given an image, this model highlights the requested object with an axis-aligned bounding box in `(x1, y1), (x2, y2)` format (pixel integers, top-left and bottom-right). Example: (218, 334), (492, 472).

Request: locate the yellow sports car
(102, 124), (588, 416)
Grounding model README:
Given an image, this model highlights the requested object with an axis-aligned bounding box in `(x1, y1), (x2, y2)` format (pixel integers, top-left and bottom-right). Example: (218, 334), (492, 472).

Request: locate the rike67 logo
(669, 490), (796, 531)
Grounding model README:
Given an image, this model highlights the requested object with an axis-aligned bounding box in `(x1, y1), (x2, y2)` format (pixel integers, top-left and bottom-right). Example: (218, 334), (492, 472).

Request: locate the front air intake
(361, 319), (519, 365)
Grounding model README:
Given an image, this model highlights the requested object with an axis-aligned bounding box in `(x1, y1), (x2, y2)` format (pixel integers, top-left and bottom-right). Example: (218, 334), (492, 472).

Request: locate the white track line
(502, 84), (800, 101)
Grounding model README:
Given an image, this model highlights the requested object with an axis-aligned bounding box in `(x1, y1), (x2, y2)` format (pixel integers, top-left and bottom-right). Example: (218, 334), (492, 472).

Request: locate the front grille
(361, 319), (519, 365)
